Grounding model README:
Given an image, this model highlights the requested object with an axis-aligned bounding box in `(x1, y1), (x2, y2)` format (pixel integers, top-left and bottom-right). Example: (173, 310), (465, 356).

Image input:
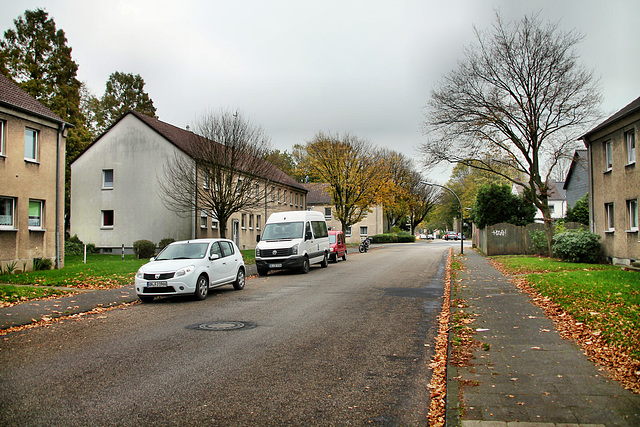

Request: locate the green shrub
(552, 230), (601, 263)
(33, 257), (53, 271)
(528, 230), (548, 255)
(65, 235), (98, 255)
(133, 240), (157, 259)
(158, 238), (175, 250)
(371, 234), (397, 243)
(397, 233), (416, 243)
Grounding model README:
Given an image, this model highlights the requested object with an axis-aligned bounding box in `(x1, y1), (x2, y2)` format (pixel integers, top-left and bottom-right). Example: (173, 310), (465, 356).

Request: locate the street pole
(421, 181), (464, 255)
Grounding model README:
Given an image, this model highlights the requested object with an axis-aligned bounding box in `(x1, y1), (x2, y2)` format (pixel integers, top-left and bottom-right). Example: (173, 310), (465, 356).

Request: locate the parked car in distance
(427, 234), (434, 240)
(134, 238), (245, 302)
(443, 231), (459, 240)
(329, 230), (347, 262)
(418, 233), (427, 239)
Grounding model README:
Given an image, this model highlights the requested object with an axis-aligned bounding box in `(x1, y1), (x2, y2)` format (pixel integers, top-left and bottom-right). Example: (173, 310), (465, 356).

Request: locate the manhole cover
(187, 321), (256, 331)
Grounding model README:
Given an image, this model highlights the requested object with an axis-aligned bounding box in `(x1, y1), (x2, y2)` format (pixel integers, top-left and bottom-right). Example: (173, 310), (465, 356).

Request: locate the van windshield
(261, 221), (304, 240)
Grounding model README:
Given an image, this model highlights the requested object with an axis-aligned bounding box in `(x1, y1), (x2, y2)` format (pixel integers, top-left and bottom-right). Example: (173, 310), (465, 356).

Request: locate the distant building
(71, 112), (305, 252)
(513, 180), (566, 223)
(581, 96), (639, 266)
(563, 149), (589, 208)
(302, 182), (383, 244)
(0, 74), (68, 270)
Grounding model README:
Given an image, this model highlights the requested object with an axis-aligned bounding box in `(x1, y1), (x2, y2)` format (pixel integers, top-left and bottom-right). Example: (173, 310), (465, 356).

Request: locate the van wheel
(257, 267), (268, 276)
(320, 253), (328, 268)
(194, 274), (209, 300)
(300, 256), (310, 274)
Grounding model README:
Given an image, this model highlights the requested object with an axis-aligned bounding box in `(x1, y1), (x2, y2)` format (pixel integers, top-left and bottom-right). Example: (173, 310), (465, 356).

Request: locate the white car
(135, 238), (245, 302)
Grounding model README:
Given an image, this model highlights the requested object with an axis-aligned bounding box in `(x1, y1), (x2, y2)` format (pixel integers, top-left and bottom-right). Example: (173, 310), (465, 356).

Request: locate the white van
(255, 210), (330, 275)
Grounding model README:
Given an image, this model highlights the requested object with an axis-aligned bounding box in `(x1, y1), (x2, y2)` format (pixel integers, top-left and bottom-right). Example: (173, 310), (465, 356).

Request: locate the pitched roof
(582, 95), (640, 140)
(0, 73), (65, 124)
(105, 111), (306, 191)
(512, 179), (566, 201)
(302, 182), (332, 204)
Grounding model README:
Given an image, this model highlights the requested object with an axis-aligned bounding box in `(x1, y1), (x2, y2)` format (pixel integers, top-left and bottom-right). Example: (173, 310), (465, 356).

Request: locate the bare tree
(420, 12), (601, 253)
(158, 110), (273, 238)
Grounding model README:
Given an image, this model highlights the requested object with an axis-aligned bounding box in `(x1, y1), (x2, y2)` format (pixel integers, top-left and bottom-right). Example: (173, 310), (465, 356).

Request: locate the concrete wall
(0, 107), (65, 270)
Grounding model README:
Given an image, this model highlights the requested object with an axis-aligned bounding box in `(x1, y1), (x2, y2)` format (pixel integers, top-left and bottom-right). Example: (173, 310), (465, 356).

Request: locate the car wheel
(233, 268), (245, 290)
(300, 256), (310, 274)
(321, 253), (328, 268)
(194, 274), (208, 300)
(342, 252), (347, 261)
(139, 296), (154, 303)
(257, 267), (268, 276)
(331, 253), (338, 263)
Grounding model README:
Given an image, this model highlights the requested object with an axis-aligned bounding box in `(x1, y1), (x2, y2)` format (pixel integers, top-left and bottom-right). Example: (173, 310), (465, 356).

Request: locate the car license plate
(269, 263), (282, 268)
(147, 281), (167, 287)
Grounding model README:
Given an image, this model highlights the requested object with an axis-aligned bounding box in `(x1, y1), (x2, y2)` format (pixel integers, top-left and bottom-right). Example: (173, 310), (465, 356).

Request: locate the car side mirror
(256, 234), (261, 243)
(150, 257), (156, 262)
(305, 231), (313, 241)
(209, 253), (220, 261)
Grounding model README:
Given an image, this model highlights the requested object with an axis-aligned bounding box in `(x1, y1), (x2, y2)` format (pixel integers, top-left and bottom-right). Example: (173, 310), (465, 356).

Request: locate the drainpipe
(584, 137), (595, 233)
(55, 123), (66, 269)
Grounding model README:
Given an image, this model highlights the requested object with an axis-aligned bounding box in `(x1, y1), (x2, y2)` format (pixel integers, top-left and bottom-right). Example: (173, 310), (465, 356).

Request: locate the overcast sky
(2, 0), (639, 181)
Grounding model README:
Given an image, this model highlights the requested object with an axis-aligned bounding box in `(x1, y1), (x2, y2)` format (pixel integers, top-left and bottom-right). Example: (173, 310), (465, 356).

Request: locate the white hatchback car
(135, 238), (245, 302)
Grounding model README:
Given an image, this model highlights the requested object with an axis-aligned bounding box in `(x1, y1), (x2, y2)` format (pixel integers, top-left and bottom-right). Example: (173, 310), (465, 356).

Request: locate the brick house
(70, 112), (306, 252)
(0, 74), (68, 271)
(581, 96), (639, 266)
(302, 182), (384, 244)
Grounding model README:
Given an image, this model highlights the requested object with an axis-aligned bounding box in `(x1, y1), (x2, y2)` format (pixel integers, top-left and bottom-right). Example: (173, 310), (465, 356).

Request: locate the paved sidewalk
(447, 250), (640, 426)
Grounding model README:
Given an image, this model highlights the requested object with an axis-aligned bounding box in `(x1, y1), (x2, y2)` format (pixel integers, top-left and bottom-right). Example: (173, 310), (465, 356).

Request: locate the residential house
(302, 182), (383, 244)
(0, 74), (67, 271)
(513, 180), (567, 223)
(70, 112), (306, 252)
(581, 96), (639, 266)
(563, 149), (589, 208)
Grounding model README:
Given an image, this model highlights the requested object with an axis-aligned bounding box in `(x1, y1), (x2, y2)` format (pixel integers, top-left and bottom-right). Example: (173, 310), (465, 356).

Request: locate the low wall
(474, 222), (584, 256)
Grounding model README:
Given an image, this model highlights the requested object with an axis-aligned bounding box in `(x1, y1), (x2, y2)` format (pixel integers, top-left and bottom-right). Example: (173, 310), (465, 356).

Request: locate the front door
(232, 220), (240, 247)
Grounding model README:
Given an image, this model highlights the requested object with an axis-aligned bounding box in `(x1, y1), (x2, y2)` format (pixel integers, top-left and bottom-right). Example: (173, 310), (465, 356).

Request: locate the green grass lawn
(491, 255), (640, 360)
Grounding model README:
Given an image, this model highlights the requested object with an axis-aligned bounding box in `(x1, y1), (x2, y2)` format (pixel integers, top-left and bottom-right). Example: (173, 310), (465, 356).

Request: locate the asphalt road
(0, 241), (452, 426)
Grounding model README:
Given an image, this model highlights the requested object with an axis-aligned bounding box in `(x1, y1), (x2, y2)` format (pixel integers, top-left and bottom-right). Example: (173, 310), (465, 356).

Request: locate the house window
(277, 188), (281, 203)
(0, 197), (15, 229)
(103, 169), (114, 189)
(627, 199), (638, 231)
(249, 214), (254, 229)
(626, 130), (636, 165)
(203, 170), (209, 189)
(25, 128), (38, 161)
(211, 210), (218, 229)
(605, 203), (614, 232)
(256, 214), (261, 230)
(345, 227), (352, 237)
(549, 204), (555, 214)
(241, 213), (247, 229)
(200, 210), (207, 228)
(0, 120), (5, 156)
(28, 200), (44, 228)
(290, 192), (293, 205)
(324, 207), (332, 220)
(102, 210), (114, 228)
(255, 183), (260, 199)
(295, 194), (299, 206)
(271, 186), (275, 202)
(604, 140), (612, 171)
(360, 226), (368, 236)
(236, 177), (243, 195)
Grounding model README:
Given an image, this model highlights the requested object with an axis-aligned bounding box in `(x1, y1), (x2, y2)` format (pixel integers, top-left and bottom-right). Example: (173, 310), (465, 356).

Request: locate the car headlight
(291, 245), (298, 255)
(175, 265), (195, 277)
(136, 270), (144, 279)
(255, 248), (260, 258)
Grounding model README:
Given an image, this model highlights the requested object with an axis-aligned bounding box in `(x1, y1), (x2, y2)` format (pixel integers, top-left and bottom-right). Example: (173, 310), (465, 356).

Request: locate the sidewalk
(447, 250), (640, 426)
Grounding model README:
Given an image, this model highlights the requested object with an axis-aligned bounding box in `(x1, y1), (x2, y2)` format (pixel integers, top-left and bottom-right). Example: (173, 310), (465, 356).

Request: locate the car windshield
(329, 235), (337, 244)
(156, 242), (209, 260)
(261, 222), (304, 240)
